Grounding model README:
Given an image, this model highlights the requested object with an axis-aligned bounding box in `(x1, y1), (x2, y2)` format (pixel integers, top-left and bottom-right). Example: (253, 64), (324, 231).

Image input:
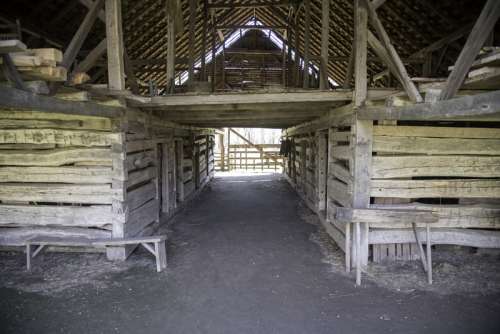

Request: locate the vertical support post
(303, 0), (311, 88)
(294, 11), (301, 88)
(351, 0), (371, 276)
(282, 29), (287, 87)
(353, 0), (368, 107)
(200, 0), (208, 81)
(188, 0), (197, 85)
(286, 24), (292, 87)
(316, 131), (327, 212)
(227, 128), (231, 171)
(219, 133), (225, 171)
(105, 0), (125, 90)
(175, 138), (184, 202)
(320, 0), (330, 90)
(211, 13), (216, 92)
(166, 1), (176, 94)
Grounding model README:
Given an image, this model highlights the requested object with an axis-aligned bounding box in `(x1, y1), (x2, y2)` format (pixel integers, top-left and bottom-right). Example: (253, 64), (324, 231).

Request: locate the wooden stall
(0, 91), (215, 260)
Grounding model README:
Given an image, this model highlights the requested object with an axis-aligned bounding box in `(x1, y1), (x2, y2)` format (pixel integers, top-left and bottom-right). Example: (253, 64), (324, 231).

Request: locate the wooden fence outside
(215, 144), (283, 172)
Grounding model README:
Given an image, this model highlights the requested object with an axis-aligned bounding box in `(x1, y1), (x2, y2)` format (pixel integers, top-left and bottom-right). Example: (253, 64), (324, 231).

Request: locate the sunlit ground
(215, 169), (283, 178)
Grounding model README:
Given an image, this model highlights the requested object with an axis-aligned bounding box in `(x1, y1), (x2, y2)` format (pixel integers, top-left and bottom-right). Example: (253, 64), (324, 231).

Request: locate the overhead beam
(439, 0), (500, 100)
(320, 0), (330, 90)
(366, 0), (423, 103)
(303, 0), (311, 88)
(215, 25), (287, 30)
(165, 0), (176, 93)
(74, 38), (107, 74)
(0, 86), (122, 118)
(188, 0), (197, 85)
(207, 1), (289, 9)
(62, 0), (104, 69)
(357, 90), (500, 121)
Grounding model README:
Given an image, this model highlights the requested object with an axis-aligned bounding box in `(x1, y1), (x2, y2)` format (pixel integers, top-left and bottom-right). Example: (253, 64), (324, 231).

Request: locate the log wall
(283, 108), (500, 267)
(0, 106), (215, 260)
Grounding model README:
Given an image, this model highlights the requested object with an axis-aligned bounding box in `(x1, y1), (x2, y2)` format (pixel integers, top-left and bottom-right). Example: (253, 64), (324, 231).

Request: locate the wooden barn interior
(0, 0), (499, 288)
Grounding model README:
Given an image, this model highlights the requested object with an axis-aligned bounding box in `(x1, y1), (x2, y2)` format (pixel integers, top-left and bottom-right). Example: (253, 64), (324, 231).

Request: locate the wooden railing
(215, 144), (283, 172)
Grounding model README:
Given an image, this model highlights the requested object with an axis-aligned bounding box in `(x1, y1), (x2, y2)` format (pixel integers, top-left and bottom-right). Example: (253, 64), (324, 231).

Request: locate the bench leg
(355, 222), (361, 286)
(158, 241), (167, 271)
(426, 225), (432, 284)
(26, 244), (31, 271)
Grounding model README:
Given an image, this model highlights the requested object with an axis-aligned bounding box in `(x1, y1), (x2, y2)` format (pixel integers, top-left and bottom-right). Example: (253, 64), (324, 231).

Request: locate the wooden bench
(335, 208), (438, 286)
(25, 235), (167, 272)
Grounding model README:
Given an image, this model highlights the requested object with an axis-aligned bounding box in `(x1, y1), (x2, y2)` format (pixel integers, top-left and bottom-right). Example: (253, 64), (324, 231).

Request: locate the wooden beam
(216, 25), (287, 30)
(319, 0), (330, 90)
(105, 0), (125, 90)
(354, 0), (368, 106)
(62, 0), (104, 69)
(165, 2), (176, 94)
(357, 90), (500, 121)
(1, 54), (28, 91)
(366, 0), (423, 103)
(123, 49), (139, 94)
(188, 0), (197, 85)
(208, 1), (289, 9)
(440, 0), (500, 100)
(303, 0), (311, 88)
(0, 86), (122, 118)
(74, 38), (107, 74)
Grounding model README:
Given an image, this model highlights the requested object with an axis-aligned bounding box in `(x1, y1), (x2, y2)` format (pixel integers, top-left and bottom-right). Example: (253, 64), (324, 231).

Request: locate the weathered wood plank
(327, 178), (352, 207)
(0, 129), (120, 146)
(0, 166), (112, 183)
(0, 110), (112, 131)
(370, 203), (500, 228)
(126, 166), (157, 189)
(329, 162), (353, 184)
(373, 125), (500, 139)
(335, 207), (438, 225)
(124, 199), (159, 237)
(372, 155), (500, 178)
(127, 181), (156, 211)
(0, 226), (111, 246)
(371, 179), (500, 198)
(0, 204), (112, 228)
(369, 228), (500, 248)
(126, 150), (155, 172)
(0, 86), (122, 118)
(0, 148), (112, 166)
(373, 136), (500, 155)
(0, 183), (118, 204)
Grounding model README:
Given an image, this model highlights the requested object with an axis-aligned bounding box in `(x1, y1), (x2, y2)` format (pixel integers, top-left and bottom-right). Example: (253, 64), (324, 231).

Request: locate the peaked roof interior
(1, 0), (491, 95)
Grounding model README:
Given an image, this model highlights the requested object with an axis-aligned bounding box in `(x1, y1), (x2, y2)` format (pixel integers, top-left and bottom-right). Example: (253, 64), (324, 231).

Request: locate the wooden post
(302, 0), (311, 88)
(320, 0), (330, 90)
(317, 131), (327, 212)
(294, 10), (301, 88)
(440, 0), (500, 100)
(175, 139), (184, 202)
(165, 1), (176, 94)
(219, 133), (225, 171)
(354, 0), (368, 106)
(211, 12), (217, 92)
(105, 0), (125, 90)
(227, 128), (231, 171)
(188, 0), (197, 85)
(200, 0), (208, 81)
(351, 0), (371, 274)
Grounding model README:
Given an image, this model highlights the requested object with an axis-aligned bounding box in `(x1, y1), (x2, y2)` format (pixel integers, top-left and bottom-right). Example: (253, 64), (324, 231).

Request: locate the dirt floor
(1, 173), (500, 334)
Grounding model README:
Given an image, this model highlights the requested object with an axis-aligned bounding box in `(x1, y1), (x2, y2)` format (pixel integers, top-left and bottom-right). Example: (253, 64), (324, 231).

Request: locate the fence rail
(215, 143), (283, 172)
